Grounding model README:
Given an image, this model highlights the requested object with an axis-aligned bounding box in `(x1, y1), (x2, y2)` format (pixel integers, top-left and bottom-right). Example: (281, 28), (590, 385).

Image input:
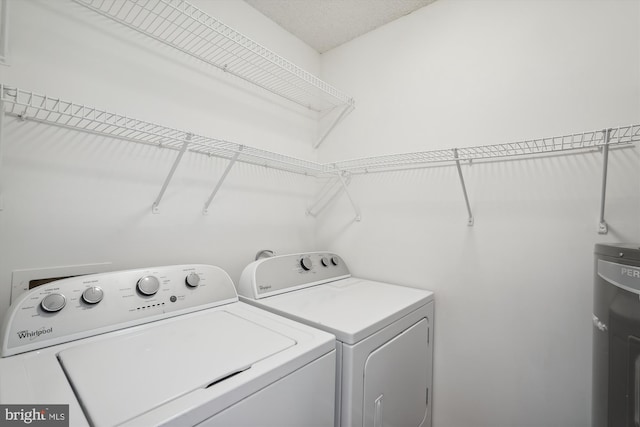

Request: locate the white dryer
(238, 252), (435, 427)
(0, 264), (336, 427)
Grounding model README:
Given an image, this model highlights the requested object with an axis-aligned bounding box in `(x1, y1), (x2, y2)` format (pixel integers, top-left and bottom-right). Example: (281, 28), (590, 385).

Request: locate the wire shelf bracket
(152, 132), (192, 214)
(306, 174), (350, 218)
(337, 171), (361, 222)
(598, 128), (612, 234)
(453, 148), (474, 226)
(315, 103), (355, 149)
(203, 146), (242, 215)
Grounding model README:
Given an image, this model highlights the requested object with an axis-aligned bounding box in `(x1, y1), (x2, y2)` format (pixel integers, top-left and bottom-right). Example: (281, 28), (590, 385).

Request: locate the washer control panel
(238, 252), (351, 299)
(1, 265), (237, 357)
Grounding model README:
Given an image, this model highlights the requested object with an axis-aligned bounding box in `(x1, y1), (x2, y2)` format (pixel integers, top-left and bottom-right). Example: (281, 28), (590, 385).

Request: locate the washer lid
(251, 277), (433, 344)
(58, 309), (295, 427)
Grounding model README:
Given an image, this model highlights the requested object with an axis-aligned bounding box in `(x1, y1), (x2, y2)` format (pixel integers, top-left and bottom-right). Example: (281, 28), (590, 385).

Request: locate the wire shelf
(2, 85), (638, 179)
(72, 0), (354, 113)
(0, 85), (325, 176)
(330, 125), (640, 175)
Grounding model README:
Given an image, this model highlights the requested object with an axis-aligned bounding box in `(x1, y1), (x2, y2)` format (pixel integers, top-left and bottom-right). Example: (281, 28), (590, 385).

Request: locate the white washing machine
(0, 264), (336, 427)
(238, 252), (435, 427)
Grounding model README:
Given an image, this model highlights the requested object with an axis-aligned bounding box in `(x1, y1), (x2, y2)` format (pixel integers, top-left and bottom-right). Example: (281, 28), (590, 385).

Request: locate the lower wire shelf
(1, 84), (638, 230)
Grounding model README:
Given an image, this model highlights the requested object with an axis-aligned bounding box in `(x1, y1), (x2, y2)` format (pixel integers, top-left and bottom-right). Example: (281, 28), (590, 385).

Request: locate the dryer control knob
(41, 293), (66, 312)
(300, 257), (313, 271)
(185, 272), (200, 288)
(82, 286), (104, 304)
(137, 275), (160, 296)
(331, 256), (339, 266)
(321, 257), (330, 267)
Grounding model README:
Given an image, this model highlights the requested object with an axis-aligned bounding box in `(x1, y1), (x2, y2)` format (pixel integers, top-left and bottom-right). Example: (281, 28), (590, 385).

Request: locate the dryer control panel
(238, 252), (351, 299)
(1, 264), (237, 357)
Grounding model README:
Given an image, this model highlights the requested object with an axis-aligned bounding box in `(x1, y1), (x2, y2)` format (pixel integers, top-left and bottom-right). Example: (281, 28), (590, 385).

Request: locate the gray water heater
(593, 243), (640, 427)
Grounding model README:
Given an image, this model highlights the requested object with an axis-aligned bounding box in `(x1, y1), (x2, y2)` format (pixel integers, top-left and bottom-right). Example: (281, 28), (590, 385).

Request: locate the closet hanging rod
(72, 0), (354, 113)
(0, 85), (325, 177)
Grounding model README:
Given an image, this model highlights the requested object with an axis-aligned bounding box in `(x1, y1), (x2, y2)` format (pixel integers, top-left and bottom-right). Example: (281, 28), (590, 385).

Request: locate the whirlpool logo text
(16, 327), (53, 340)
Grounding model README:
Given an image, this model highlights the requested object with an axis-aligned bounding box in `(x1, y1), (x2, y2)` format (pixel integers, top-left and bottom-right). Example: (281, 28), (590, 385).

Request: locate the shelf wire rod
(177, 22), (211, 54)
(152, 132), (192, 213)
(532, 138), (541, 152)
(112, 0), (128, 18)
(306, 175), (348, 217)
(176, 16), (210, 47)
(141, 1), (173, 35)
(41, 97), (59, 122)
(598, 128), (612, 234)
(128, 0), (152, 27)
(162, 15), (195, 46)
(309, 175), (342, 210)
(453, 148), (474, 226)
(336, 171), (361, 222)
(314, 103), (355, 149)
(203, 145), (242, 215)
(615, 127), (622, 144)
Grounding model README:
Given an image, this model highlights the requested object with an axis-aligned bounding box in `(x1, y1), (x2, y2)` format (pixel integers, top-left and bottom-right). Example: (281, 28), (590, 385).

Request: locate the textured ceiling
(244, 0), (436, 53)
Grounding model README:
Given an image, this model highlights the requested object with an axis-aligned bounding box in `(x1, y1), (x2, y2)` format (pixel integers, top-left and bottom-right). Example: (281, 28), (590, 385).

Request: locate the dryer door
(363, 319), (429, 427)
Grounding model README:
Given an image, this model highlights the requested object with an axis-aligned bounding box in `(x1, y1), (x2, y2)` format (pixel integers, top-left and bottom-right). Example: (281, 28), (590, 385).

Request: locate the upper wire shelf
(72, 0), (354, 113)
(0, 85), (325, 177)
(329, 126), (640, 175)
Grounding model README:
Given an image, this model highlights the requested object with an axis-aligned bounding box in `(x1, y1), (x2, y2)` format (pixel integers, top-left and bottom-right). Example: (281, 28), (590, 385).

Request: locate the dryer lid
(252, 277), (433, 344)
(58, 309), (295, 427)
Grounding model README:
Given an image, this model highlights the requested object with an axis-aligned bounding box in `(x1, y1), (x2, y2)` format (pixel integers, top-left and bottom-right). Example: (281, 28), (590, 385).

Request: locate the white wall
(0, 0), (322, 320)
(318, 1), (640, 427)
(1, 1), (639, 426)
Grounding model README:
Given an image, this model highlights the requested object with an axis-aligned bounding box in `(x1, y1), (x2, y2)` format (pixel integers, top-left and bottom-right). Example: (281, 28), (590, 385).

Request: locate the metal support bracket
(454, 148), (474, 226)
(306, 174), (353, 218)
(203, 146), (242, 215)
(314, 102), (354, 149)
(337, 171), (361, 222)
(306, 175), (341, 217)
(151, 133), (191, 214)
(598, 128), (611, 234)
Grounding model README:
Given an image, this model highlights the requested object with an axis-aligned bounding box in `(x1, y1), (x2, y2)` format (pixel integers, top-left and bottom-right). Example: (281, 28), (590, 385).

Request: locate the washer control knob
(300, 257), (313, 271)
(331, 256), (340, 266)
(82, 286), (104, 304)
(185, 272), (200, 288)
(137, 275), (160, 296)
(321, 257), (330, 267)
(41, 293), (66, 312)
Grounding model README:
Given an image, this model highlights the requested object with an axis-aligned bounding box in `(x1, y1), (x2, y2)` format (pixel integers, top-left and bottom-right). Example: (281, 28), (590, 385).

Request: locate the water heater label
(598, 260), (640, 294)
